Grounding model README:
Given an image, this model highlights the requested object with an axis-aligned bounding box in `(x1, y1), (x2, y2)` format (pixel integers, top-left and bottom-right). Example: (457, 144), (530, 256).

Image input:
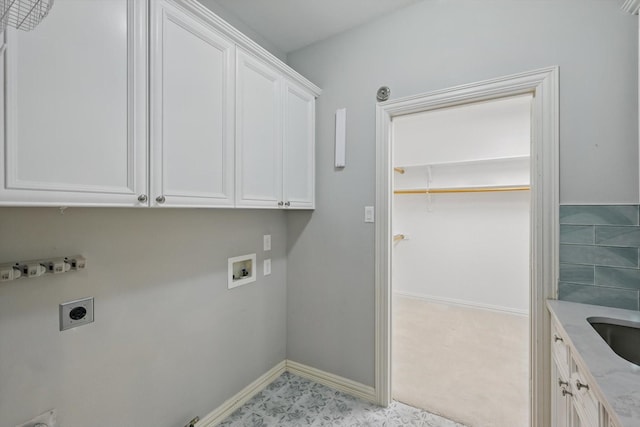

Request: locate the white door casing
(375, 67), (559, 427)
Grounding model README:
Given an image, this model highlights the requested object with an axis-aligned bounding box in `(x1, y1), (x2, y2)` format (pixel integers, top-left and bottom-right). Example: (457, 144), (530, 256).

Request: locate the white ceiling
(201, 0), (422, 53)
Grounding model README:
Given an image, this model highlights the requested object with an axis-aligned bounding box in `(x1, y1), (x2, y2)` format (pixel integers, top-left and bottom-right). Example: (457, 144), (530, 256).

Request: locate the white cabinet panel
(552, 359), (571, 427)
(283, 80), (315, 209)
(235, 49), (282, 208)
(150, 0), (235, 207)
(0, 0), (148, 206)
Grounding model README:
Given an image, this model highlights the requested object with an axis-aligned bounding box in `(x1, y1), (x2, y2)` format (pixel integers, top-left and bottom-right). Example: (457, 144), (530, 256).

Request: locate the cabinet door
(0, 0), (148, 206)
(235, 49), (282, 208)
(150, 0), (235, 207)
(552, 359), (571, 427)
(283, 80), (315, 209)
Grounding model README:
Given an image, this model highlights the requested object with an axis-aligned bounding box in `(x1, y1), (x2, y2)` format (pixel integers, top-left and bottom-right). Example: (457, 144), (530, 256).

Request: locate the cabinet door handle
(553, 334), (563, 342)
(156, 195), (166, 204)
(277, 201), (284, 207)
(285, 201), (291, 207)
(576, 380), (589, 391)
(558, 378), (569, 388)
(138, 194), (148, 203)
(562, 389), (573, 397)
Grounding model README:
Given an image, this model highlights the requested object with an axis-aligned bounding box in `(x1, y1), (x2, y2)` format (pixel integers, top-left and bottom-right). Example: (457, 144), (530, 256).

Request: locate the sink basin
(588, 317), (640, 367)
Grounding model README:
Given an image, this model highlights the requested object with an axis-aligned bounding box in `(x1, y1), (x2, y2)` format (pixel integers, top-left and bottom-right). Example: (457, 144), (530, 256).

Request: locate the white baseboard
(197, 360), (287, 427)
(197, 359), (377, 426)
(285, 360), (377, 404)
(394, 290), (529, 317)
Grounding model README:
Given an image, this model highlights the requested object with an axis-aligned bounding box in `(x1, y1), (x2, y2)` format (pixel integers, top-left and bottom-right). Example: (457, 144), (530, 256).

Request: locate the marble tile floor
(217, 372), (467, 427)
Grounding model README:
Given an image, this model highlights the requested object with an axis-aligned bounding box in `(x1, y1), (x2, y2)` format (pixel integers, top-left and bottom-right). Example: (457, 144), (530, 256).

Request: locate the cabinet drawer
(551, 321), (570, 378)
(571, 365), (599, 427)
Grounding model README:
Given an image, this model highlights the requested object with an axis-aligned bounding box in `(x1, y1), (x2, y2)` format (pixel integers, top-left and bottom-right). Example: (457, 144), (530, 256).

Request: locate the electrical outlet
(60, 297), (94, 331)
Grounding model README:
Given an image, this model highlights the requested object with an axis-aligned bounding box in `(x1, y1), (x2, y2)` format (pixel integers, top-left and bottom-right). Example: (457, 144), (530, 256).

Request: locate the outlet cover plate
(60, 297), (94, 331)
(15, 409), (57, 427)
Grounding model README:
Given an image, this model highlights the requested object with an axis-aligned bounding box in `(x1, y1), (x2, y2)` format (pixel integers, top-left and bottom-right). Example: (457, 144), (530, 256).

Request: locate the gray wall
(0, 208), (286, 427)
(286, 0), (639, 387)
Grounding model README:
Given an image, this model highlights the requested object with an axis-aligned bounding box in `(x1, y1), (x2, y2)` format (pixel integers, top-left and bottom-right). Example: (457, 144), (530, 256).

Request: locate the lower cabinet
(551, 319), (620, 427)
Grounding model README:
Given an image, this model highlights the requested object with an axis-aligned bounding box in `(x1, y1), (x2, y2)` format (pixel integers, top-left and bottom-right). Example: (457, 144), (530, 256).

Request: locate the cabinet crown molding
(622, 0), (640, 14)
(175, 0), (321, 97)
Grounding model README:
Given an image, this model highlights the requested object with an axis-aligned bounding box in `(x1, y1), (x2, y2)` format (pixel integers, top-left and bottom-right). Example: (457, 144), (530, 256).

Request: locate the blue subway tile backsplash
(559, 263), (594, 285)
(594, 266), (640, 290)
(558, 282), (639, 311)
(560, 225), (595, 244)
(559, 205), (640, 311)
(559, 205), (639, 226)
(595, 226), (640, 247)
(559, 244), (639, 268)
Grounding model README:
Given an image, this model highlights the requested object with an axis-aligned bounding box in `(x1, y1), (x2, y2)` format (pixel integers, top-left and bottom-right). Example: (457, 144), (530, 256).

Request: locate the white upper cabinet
(0, 0), (320, 209)
(0, 0), (148, 206)
(235, 49), (283, 208)
(236, 49), (317, 209)
(150, 0), (235, 207)
(283, 80), (315, 209)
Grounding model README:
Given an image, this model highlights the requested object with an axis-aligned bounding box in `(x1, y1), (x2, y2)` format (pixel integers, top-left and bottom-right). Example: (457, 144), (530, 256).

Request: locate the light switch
(264, 259), (271, 275)
(263, 235), (271, 251)
(364, 206), (375, 223)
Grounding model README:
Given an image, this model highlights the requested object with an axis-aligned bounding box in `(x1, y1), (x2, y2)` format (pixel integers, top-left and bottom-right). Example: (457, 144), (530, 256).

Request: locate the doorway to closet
(391, 94), (532, 427)
(374, 68), (559, 427)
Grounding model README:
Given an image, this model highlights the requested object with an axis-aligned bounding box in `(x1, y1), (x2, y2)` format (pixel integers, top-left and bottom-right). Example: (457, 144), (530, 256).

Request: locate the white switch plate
(15, 409), (57, 427)
(264, 259), (271, 275)
(263, 234), (271, 251)
(364, 206), (375, 223)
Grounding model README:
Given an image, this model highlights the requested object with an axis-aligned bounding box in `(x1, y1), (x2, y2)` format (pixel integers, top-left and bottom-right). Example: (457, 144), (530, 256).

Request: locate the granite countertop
(547, 300), (640, 427)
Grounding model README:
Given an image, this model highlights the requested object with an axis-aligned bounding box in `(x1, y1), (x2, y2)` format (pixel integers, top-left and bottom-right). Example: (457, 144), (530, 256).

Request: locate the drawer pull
(558, 378), (569, 387)
(553, 334), (563, 342)
(576, 380), (589, 391)
(562, 389), (573, 397)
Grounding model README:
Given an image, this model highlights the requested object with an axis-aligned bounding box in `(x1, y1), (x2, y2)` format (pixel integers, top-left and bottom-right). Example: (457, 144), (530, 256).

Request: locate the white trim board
(394, 290), (529, 317)
(375, 67), (559, 427)
(197, 361), (286, 427)
(286, 360), (376, 404)
(196, 360), (375, 427)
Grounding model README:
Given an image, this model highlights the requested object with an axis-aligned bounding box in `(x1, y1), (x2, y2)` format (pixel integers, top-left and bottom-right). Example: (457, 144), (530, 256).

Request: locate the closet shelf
(395, 155), (529, 170)
(394, 185), (530, 195)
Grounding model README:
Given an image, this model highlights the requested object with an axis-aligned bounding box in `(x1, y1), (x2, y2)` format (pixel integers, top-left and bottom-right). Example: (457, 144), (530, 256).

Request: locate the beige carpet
(392, 295), (529, 427)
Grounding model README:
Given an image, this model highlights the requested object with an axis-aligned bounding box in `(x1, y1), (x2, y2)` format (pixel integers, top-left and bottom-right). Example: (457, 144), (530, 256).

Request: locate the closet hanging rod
(394, 185), (530, 195)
